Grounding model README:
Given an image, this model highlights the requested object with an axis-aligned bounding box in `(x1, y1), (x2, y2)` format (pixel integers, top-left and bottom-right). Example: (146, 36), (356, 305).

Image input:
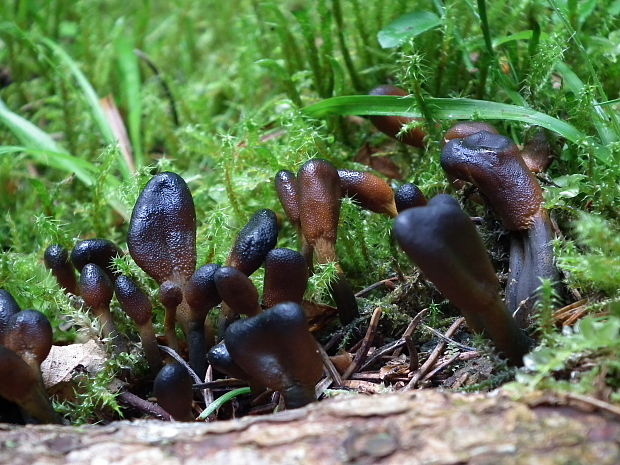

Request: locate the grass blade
(115, 37), (144, 169)
(0, 146), (95, 186)
(197, 387), (252, 420)
(303, 95), (602, 158)
(39, 37), (133, 179)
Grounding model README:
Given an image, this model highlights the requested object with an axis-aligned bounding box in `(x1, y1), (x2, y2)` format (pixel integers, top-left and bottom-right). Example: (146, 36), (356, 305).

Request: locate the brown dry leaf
(40, 340), (108, 400)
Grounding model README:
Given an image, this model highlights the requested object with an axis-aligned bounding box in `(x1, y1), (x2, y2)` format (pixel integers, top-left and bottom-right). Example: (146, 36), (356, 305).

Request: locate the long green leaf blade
(115, 37), (143, 169)
(304, 95), (586, 144)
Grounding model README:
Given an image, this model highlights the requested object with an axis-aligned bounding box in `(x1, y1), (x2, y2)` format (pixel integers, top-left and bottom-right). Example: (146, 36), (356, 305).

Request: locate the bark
(1, 389), (619, 465)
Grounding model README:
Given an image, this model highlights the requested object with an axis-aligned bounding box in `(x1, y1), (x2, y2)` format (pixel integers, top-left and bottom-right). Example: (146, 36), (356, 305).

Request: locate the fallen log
(1, 389), (619, 465)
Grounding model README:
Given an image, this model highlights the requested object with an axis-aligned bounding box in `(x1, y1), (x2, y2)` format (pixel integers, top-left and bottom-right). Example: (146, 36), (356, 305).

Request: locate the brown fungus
(275, 170), (313, 267)
(519, 130), (553, 173)
(224, 301), (323, 409)
(214, 266), (261, 319)
(4, 309), (53, 370)
(226, 209), (279, 276)
(43, 244), (77, 294)
(206, 340), (250, 381)
(368, 85), (425, 147)
(114, 275), (162, 374)
(441, 131), (559, 327)
(0, 289), (20, 345)
(394, 183), (427, 213)
(153, 362), (194, 422)
(70, 238), (122, 282)
(128, 172), (197, 350)
(0, 346), (61, 424)
(263, 248), (308, 308)
(337, 169), (398, 217)
(80, 263), (125, 351)
(442, 121), (499, 145)
(184, 264), (222, 377)
(298, 159), (358, 324)
(393, 194), (532, 365)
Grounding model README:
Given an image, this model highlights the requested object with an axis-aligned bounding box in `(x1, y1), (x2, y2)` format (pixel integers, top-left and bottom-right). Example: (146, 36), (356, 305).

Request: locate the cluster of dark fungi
(0, 88), (560, 423)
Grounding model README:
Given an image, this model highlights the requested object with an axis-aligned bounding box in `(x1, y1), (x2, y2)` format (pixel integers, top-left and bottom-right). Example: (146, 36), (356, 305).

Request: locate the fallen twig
(117, 391), (172, 421)
(343, 307), (382, 380)
(403, 318), (465, 391)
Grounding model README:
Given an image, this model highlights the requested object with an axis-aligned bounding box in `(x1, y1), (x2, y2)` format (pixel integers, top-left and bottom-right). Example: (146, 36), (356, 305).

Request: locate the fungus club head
(114, 275), (152, 327)
(70, 239), (122, 282)
(227, 209), (279, 276)
(441, 131), (543, 231)
(224, 301), (323, 408)
(128, 172), (197, 284)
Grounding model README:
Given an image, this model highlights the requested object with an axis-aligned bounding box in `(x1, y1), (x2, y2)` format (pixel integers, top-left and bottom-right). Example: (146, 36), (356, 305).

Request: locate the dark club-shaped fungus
(441, 131), (559, 327)
(337, 169), (398, 217)
(442, 121), (499, 145)
(114, 275), (162, 374)
(368, 85), (425, 147)
(80, 263), (124, 350)
(4, 309), (53, 371)
(394, 183), (427, 213)
(393, 194), (531, 365)
(43, 244), (77, 294)
(0, 289), (20, 344)
(70, 238), (122, 282)
(275, 170), (300, 230)
(153, 362), (194, 422)
(128, 172), (197, 350)
(226, 209), (279, 276)
(0, 346), (61, 424)
(185, 264), (222, 377)
(263, 248), (308, 308)
(224, 301), (323, 409)
(206, 341), (250, 381)
(214, 266), (261, 319)
(519, 130), (553, 173)
(275, 169), (313, 267)
(298, 159), (358, 324)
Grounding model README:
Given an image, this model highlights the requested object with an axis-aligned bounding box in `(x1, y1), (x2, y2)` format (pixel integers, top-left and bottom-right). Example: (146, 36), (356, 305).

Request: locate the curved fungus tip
(440, 131), (543, 231)
(114, 275), (152, 327)
(128, 172), (197, 284)
(4, 309), (53, 367)
(153, 362), (194, 422)
(274, 170), (300, 229)
(43, 244), (77, 294)
(394, 183), (427, 213)
(206, 341), (250, 380)
(337, 169), (397, 217)
(227, 209), (279, 276)
(214, 266), (260, 317)
(297, 158), (341, 255)
(0, 289), (21, 344)
(443, 121), (499, 145)
(185, 264), (222, 319)
(263, 248), (309, 308)
(520, 130), (553, 173)
(393, 194), (531, 365)
(70, 239), (122, 282)
(224, 301), (323, 409)
(79, 263), (114, 311)
(368, 85), (425, 147)
(0, 346), (60, 424)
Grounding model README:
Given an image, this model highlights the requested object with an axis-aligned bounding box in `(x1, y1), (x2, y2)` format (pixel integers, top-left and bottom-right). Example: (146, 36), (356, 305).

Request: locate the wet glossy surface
(227, 209), (278, 276)
(441, 131), (543, 231)
(128, 172), (197, 284)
